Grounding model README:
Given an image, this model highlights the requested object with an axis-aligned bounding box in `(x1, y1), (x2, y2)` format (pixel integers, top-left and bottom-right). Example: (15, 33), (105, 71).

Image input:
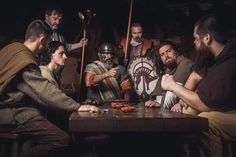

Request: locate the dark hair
(48, 41), (64, 55)
(194, 14), (228, 44)
(131, 23), (143, 29)
(158, 40), (178, 53)
(25, 19), (52, 41)
(45, 8), (63, 17)
(40, 41), (64, 65)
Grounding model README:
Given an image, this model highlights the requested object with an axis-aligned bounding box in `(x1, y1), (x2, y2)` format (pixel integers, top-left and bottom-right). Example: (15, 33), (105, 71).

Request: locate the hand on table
(171, 103), (182, 113)
(78, 105), (102, 113)
(171, 99), (188, 113)
(145, 100), (160, 107)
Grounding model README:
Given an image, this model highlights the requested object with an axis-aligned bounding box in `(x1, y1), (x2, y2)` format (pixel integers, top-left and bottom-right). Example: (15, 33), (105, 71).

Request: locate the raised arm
(85, 67), (118, 87)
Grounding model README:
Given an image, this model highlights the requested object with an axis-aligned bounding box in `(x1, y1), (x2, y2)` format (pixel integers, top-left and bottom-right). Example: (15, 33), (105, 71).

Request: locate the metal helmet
(98, 42), (114, 54)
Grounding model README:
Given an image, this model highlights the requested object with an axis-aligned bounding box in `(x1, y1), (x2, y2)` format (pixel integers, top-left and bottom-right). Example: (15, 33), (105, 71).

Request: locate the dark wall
(0, 0), (236, 49)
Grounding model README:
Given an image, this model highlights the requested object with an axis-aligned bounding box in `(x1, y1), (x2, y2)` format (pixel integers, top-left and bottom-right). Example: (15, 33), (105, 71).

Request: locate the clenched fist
(161, 74), (176, 91)
(120, 79), (131, 91)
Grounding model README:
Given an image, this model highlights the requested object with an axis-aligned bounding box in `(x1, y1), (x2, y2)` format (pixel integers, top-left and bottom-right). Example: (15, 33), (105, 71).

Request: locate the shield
(128, 57), (159, 101)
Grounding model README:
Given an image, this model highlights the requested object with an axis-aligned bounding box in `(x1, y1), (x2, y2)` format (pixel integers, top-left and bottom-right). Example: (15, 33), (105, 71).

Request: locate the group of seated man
(83, 40), (194, 110)
(81, 24), (194, 112)
(0, 11), (236, 157)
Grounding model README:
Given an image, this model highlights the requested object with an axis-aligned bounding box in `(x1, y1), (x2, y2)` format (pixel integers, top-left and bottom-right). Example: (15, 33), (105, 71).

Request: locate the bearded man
(85, 42), (131, 101)
(145, 40), (194, 109)
(161, 14), (236, 157)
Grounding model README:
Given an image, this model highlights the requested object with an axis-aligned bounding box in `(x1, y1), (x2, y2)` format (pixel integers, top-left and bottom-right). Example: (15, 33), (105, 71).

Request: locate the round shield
(128, 57), (159, 101)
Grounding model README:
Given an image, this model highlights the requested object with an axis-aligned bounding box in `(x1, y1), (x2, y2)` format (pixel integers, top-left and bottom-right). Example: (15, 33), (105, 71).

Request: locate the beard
(194, 43), (215, 70)
(50, 24), (59, 30)
(134, 36), (143, 43)
(165, 58), (177, 70)
(103, 60), (114, 70)
(98, 53), (114, 70)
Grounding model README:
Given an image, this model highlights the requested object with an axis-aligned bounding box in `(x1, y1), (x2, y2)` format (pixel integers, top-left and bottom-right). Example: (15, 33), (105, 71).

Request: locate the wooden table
(69, 104), (208, 133)
(69, 104), (209, 157)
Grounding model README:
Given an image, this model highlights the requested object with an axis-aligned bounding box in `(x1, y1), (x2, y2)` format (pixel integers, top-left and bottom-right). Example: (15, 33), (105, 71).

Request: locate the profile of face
(51, 45), (67, 66)
(193, 26), (214, 68)
(45, 12), (62, 30)
(131, 26), (143, 43)
(159, 44), (177, 69)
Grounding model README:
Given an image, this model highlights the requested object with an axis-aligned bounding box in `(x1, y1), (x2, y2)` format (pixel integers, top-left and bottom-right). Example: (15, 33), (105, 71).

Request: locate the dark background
(1, 0), (236, 49)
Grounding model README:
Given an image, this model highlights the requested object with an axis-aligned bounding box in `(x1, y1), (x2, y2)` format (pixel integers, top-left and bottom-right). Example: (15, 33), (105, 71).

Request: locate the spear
(78, 10), (95, 99)
(124, 0), (134, 66)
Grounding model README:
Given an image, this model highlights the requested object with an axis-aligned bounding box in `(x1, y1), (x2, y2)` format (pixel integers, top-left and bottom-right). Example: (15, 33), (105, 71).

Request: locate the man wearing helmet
(85, 42), (131, 101)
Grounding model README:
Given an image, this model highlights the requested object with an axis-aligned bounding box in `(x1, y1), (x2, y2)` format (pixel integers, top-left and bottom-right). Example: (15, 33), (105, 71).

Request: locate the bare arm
(85, 67), (118, 87)
(70, 38), (88, 51)
(171, 71), (203, 112)
(184, 71), (202, 90)
(162, 74), (211, 112)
